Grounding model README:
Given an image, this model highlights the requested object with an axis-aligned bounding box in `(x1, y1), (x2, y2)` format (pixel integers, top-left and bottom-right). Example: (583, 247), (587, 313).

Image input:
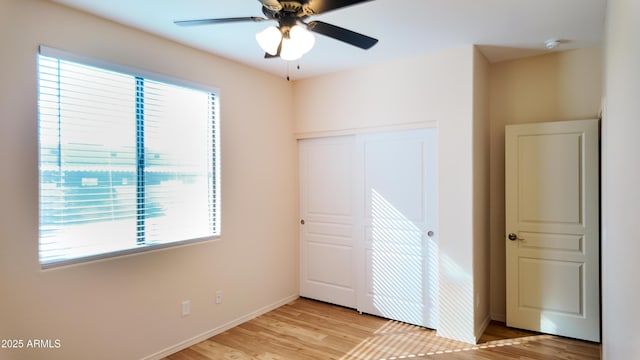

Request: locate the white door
(505, 119), (600, 342)
(356, 129), (438, 329)
(299, 136), (357, 308)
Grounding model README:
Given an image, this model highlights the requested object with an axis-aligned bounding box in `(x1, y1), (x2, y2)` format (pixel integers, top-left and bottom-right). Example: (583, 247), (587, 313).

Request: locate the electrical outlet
(181, 300), (191, 316)
(215, 290), (223, 304)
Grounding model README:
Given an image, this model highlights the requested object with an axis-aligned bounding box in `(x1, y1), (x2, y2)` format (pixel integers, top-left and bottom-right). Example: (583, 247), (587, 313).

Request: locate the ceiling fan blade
(307, 21), (378, 49)
(306, 0), (374, 15)
(174, 17), (268, 26)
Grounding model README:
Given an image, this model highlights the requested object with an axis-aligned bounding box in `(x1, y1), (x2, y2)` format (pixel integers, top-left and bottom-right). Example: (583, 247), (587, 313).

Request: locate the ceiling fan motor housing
(262, 1), (316, 26)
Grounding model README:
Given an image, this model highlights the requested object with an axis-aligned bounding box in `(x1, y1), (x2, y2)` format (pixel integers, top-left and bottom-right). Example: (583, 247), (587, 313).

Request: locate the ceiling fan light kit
(257, 24), (315, 60)
(175, 0), (378, 61)
(256, 26), (283, 55)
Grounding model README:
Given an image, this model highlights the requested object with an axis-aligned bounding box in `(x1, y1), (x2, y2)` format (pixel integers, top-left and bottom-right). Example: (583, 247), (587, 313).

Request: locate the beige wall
(293, 47), (470, 135)
(602, 0), (640, 358)
(294, 46), (489, 344)
(0, 1), (298, 359)
(472, 47), (491, 338)
(488, 47), (603, 321)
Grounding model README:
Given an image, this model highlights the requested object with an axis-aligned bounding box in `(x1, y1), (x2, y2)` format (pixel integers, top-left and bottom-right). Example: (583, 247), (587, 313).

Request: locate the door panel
(505, 119), (599, 342)
(518, 258), (583, 314)
(299, 136), (356, 308)
(357, 128), (438, 329)
(307, 242), (353, 288)
(518, 133), (582, 224)
(517, 232), (583, 252)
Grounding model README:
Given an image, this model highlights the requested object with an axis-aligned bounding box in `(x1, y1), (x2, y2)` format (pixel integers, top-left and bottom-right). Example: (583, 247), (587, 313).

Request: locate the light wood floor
(164, 297), (600, 360)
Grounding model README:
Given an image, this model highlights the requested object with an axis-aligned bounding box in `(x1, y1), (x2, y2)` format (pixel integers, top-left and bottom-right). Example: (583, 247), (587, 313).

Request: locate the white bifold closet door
(299, 128), (438, 329)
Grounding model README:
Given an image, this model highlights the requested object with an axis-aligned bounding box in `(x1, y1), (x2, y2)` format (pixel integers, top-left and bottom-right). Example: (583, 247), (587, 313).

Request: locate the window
(38, 46), (220, 268)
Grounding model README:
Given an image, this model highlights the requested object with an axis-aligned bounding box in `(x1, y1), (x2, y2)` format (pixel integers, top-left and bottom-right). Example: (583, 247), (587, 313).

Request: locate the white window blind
(38, 46), (220, 268)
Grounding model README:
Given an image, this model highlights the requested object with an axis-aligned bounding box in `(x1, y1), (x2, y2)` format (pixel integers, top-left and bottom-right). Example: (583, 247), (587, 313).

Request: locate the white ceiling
(50, 0), (607, 79)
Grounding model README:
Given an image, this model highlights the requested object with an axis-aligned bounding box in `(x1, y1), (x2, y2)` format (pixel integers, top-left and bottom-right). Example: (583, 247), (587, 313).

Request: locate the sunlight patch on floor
(340, 323), (554, 360)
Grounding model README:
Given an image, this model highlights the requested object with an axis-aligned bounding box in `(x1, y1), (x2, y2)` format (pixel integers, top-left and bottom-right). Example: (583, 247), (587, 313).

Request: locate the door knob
(508, 233), (524, 241)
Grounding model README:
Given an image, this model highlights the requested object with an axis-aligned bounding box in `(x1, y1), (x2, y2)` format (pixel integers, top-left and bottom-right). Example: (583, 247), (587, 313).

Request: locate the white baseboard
(475, 314), (491, 343)
(490, 312), (506, 323)
(142, 294), (299, 360)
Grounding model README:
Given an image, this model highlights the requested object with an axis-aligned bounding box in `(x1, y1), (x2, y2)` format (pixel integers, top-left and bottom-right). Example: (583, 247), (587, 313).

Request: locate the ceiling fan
(174, 0), (378, 61)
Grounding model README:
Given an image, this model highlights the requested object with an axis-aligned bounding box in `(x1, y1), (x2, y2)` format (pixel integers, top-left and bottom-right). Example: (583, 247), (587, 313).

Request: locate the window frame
(37, 45), (221, 269)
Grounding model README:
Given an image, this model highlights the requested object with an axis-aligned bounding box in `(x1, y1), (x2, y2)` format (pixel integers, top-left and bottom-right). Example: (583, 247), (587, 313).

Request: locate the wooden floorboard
(164, 298), (600, 360)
